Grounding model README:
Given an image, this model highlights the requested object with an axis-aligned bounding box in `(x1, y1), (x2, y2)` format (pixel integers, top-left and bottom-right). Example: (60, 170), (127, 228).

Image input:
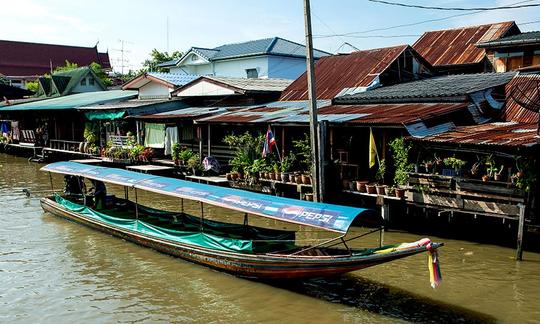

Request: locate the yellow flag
(369, 128), (377, 168)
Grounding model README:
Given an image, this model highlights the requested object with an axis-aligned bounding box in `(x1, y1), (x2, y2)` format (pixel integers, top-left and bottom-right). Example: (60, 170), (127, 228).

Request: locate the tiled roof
(280, 45), (410, 101)
(413, 21), (516, 67)
(159, 37), (330, 67)
(501, 73), (540, 123)
(477, 31), (540, 48)
(334, 72), (516, 104)
(415, 121), (539, 148)
(0, 40), (111, 77)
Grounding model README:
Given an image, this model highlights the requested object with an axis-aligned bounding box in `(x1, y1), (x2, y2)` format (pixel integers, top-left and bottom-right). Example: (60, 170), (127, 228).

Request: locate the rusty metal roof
(416, 121), (539, 148)
(131, 107), (234, 121)
(502, 73), (540, 124)
(279, 45), (409, 101)
(413, 21), (516, 67)
(196, 101), (468, 126)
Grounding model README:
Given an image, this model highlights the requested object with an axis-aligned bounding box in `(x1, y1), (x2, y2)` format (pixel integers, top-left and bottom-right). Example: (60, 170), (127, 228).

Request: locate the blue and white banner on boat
(41, 161), (372, 233)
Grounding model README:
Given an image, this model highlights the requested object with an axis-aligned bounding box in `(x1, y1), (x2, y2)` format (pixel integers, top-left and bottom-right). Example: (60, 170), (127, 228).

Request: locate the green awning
(0, 90), (137, 111)
(85, 110), (126, 120)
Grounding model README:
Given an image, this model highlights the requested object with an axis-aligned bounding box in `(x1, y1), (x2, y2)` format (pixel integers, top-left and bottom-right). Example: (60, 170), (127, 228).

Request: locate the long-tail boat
(40, 161), (443, 284)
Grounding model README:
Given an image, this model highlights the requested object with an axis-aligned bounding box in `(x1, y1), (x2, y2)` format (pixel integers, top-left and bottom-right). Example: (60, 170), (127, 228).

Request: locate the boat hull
(41, 197), (431, 279)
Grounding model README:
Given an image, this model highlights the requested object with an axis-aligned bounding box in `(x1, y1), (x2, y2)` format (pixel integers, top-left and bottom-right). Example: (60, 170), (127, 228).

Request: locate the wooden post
(329, 127), (334, 160)
(281, 127), (285, 158)
(207, 124), (211, 157)
(516, 203), (526, 261)
(303, 0), (321, 202)
(318, 121), (327, 202)
(197, 126), (203, 161)
(381, 201), (390, 223)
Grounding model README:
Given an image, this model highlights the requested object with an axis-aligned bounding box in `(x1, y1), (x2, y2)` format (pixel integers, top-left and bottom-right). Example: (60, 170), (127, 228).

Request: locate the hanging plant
(389, 137), (413, 187)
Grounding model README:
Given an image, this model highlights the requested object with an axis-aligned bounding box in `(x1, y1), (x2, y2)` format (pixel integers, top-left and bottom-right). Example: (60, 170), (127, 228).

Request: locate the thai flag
(262, 126), (276, 157)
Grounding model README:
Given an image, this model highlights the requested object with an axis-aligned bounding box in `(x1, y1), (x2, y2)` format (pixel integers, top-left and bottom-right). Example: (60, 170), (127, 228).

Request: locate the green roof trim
(0, 90), (137, 112)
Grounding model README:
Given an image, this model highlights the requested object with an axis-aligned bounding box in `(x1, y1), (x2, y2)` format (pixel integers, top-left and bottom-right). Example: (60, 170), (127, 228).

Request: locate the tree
(142, 49), (183, 72)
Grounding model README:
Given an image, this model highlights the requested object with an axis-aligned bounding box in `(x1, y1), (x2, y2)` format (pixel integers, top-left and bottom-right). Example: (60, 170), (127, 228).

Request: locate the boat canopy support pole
(325, 227), (383, 249)
(48, 172), (54, 192)
(200, 202), (204, 231)
(134, 188), (139, 221)
(243, 213), (248, 226)
(379, 226), (384, 247)
(290, 235), (345, 256)
(181, 198), (184, 215)
(124, 187), (128, 200)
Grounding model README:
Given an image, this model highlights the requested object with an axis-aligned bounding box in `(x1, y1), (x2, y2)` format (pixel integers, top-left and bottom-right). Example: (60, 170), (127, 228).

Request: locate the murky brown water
(1, 153), (539, 323)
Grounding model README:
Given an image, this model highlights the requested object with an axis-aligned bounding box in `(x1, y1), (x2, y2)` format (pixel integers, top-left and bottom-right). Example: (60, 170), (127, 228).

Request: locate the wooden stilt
(516, 203), (526, 261)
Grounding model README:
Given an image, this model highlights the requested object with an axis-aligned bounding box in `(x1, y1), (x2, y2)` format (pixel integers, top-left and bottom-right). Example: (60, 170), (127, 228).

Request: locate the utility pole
(112, 39), (133, 75)
(303, 0), (322, 202)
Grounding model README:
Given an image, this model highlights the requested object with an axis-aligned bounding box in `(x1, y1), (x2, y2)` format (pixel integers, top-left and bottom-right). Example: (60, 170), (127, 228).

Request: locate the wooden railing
(49, 139), (83, 153)
(407, 173), (526, 218)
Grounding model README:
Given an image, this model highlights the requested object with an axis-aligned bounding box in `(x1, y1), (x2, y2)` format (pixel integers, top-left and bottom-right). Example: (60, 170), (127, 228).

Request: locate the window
(191, 55), (198, 61)
(246, 68), (258, 78)
(80, 78), (86, 86)
(89, 77), (95, 86)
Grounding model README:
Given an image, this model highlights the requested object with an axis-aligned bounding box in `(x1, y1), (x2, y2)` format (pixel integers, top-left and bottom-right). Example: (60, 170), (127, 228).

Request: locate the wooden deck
(126, 165), (175, 174)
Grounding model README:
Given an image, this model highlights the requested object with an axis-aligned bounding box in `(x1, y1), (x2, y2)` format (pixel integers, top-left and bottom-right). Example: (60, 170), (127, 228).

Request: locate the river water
(1, 153), (539, 323)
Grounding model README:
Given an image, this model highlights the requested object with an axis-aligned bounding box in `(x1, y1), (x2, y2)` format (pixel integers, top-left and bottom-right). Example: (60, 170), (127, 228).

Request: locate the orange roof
(279, 45), (409, 101)
(502, 74), (540, 124)
(413, 21), (516, 67)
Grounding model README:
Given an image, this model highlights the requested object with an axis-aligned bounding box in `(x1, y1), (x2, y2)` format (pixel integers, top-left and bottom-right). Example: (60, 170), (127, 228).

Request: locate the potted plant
(356, 180), (368, 192)
(375, 159), (386, 195)
(424, 160), (434, 174)
(179, 148), (194, 166)
(385, 186), (395, 196)
(129, 144), (145, 163)
(280, 153), (295, 182)
(494, 165), (504, 181)
(171, 143), (182, 165)
(295, 172), (303, 184)
(483, 154), (496, 182)
(304, 192), (314, 201)
(366, 183), (377, 194)
(249, 158), (266, 182)
(443, 157), (466, 177)
(390, 137), (413, 199)
(302, 172), (312, 185)
(187, 154), (202, 176)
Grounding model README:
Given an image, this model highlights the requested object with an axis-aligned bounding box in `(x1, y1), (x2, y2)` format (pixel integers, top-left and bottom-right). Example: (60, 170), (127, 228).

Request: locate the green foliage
(25, 80), (39, 92)
(53, 60), (79, 73)
(171, 143), (182, 161)
(375, 159), (386, 183)
(187, 153), (202, 171)
(514, 157), (537, 192)
(83, 123), (98, 144)
(292, 134), (312, 173)
(129, 144), (145, 159)
(389, 137), (413, 186)
(142, 49), (184, 72)
(280, 153), (296, 172)
(443, 157), (466, 171)
(179, 148), (195, 162)
(248, 158), (267, 175)
(223, 132), (264, 173)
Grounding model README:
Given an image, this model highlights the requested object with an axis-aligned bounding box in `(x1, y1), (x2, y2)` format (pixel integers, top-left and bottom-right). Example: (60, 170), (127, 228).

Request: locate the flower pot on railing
(290, 174), (296, 183)
(304, 193), (314, 201)
(366, 184), (377, 194)
(356, 180), (368, 192)
(342, 179), (350, 190)
(281, 172), (290, 182)
(296, 174), (303, 185)
(231, 172), (239, 181)
(376, 185), (386, 195)
(395, 188), (406, 199)
(269, 172), (276, 180)
(385, 186), (395, 196)
(302, 174), (311, 185)
(226, 173), (233, 181)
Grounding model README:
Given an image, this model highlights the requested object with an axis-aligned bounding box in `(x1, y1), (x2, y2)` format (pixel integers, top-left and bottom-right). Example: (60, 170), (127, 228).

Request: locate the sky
(1, 0), (539, 73)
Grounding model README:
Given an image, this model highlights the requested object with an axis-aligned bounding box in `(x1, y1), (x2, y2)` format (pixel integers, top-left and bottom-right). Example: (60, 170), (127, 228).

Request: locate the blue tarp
(41, 161), (370, 233)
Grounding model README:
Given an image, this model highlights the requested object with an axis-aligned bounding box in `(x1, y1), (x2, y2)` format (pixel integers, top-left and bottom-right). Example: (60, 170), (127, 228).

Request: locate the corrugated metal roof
(0, 90), (137, 111)
(133, 107), (232, 120)
(416, 121), (539, 147)
(147, 72), (199, 86)
(196, 100), (331, 124)
(477, 31), (540, 48)
(413, 21), (516, 67)
(196, 101), (467, 126)
(279, 45), (409, 101)
(335, 72), (516, 104)
(502, 73), (540, 123)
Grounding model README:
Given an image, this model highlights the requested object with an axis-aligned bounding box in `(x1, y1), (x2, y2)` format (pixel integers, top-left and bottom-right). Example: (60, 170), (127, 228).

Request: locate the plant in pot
(83, 123), (98, 154)
(271, 162), (279, 180)
(129, 144), (145, 162)
(356, 180), (368, 192)
(249, 158), (266, 182)
(304, 192), (314, 201)
(139, 147), (154, 162)
(187, 154), (202, 176)
(483, 154), (496, 182)
(280, 153), (295, 182)
(179, 148), (194, 166)
(375, 159), (386, 195)
(224, 132), (264, 182)
(171, 143), (182, 165)
(423, 160), (434, 174)
(494, 165), (504, 181)
(443, 157), (466, 177)
(513, 158), (536, 192)
(385, 186), (395, 196)
(293, 134), (313, 185)
(390, 137), (413, 199)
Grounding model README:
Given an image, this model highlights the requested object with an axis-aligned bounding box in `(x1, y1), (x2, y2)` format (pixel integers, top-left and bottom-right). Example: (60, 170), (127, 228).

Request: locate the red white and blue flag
(262, 126), (276, 157)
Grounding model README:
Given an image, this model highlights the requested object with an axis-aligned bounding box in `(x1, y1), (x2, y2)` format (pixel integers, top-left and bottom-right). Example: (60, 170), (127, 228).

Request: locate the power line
(368, 0), (540, 11)
(314, 0), (535, 39)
